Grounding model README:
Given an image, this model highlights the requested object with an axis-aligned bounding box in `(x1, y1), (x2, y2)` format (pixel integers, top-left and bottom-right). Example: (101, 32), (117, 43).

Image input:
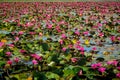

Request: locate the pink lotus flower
(98, 67), (106, 73)
(26, 22), (33, 27)
(14, 57), (19, 63)
(75, 30), (80, 35)
(107, 61), (113, 65)
(47, 14), (51, 18)
(59, 39), (63, 44)
(92, 46), (97, 51)
(78, 70), (83, 76)
(78, 46), (84, 51)
(15, 37), (19, 42)
(35, 2), (39, 7)
(7, 60), (12, 65)
(61, 34), (66, 39)
(117, 66), (120, 70)
(91, 63), (102, 69)
(59, 21), (65, 25)
(52, 19), (56, 23)
(57, 29), (61, 32)
(68, 44), (73, 49)
(47, 24), (52, 29)
(110, 36), (116, 41)
(107, 60), (118, 66)
(116, 73), (120, 78)
(71, 58), (78, 63)
(96, 63), (102, 67)
(62, 47), (66, 52)
(93, 25), (98, 29)
(99, 32), (104, 37)
(91, 64), (97, 69)
(29, 32), (36, 35)
(83, 31), (89, 35)
(32, 60), (38, 65)
(19, 49), (26, 53)
(31, 54), (42, 61)
(5, 52), (12, 56)
(8, 44), (14, 48)
(112, 60), (118, 66)
(117, 37), (120, 41)
(75, 44), (80, 49)
(55, 26), (60, 30)
(97, 23), (102, 27)
(0, 42), (4, 47)
(77, 41), (80, 44)
(18, 31), (24, 35)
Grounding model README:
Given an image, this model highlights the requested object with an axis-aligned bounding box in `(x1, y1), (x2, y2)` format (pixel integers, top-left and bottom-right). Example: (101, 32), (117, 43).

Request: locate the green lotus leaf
(46, 72), (60, 80)
(41, 43), (49, 51)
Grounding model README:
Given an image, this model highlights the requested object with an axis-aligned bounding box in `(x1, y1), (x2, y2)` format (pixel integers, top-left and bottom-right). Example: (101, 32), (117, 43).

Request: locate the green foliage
(42, 43), (49, 51)
(33, 71), (47, 80)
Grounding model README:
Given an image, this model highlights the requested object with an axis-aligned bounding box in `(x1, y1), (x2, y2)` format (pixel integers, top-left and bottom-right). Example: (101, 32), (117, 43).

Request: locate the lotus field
(0, 2), (120, 80)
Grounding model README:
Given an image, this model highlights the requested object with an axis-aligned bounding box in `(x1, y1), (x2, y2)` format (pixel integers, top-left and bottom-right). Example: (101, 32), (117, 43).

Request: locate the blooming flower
(75, 30), (80, 35)
(117, 66), (120, 70)
(116, 73), (120, 78)
(83, 31), (89, 35)
(29, 32), (36, 35)
(15, 37), (19, 42)
(7, 60), (12, 65)
(57, 29), (61, 32)
(68, 44), (73, 49)
(77, 40), (80, 44)
(5, 52), (12, 56)
(92, 46), (97, 51)
(26, 22), (33, 27)
(117, 37), (120, 41)
(47, 24), (52, 29)
(110, 36), (116, 42)
(8, 44), (14, 48)
(78, 70), (83, 76)
(91, 64), (97, 69)
(59, 21), (65, 25)
(14, 57), (19, 63)
(71, 58), (78, 63)
(62, 47), (67, 52)
(32, 60), (38, 65)
(20, 49), (26, 53)
(107, 61), (113, 65)
(18, 31), (24, 35)
(31, 54), (42, 61)
(96, 63), (102, 67)
(61, 34), (66, 39)
(0, 42), (4, 47)
(91, 63), (102, 69)
(78, 46), (84, 51)
(98, 67), (106, 73)
(55, 26), (60, 30)
(84, 39), (90, 45)
(99, 32), (104, 37)
(52, 19), (56, 23)
(107, 60), (118, 66)
(97, 23), (102, 27)
(59, 39), (63, 44)
(112, 60), (118, 66)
